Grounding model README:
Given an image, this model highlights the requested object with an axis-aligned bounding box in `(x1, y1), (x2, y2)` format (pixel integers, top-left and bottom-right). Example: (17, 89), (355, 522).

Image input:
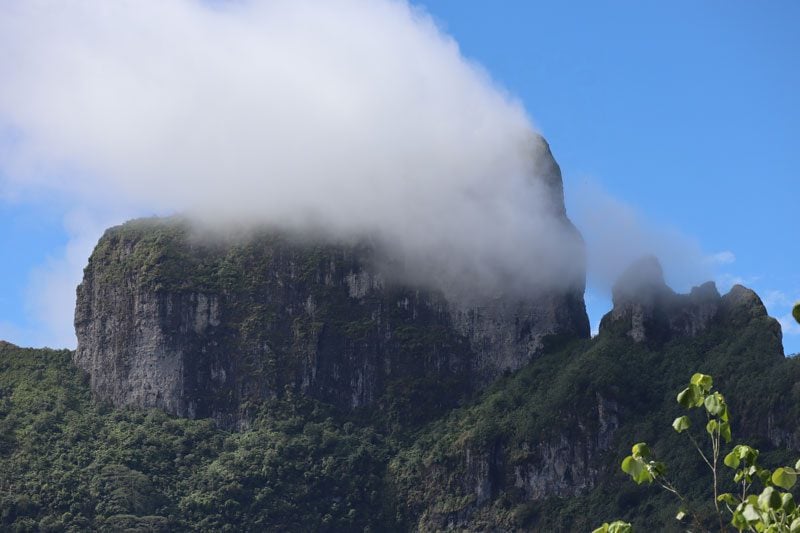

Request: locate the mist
(0, 0), (729, 350)
(0, 0), (588, 306)
(569, 181), (722, 292)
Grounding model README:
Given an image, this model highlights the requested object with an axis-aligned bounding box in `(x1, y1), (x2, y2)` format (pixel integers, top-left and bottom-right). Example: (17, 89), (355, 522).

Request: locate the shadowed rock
(601, 255), (781, 351)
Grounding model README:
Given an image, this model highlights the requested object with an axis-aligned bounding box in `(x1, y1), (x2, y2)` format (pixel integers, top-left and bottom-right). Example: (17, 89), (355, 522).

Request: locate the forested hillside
(2, 280), (797, 531)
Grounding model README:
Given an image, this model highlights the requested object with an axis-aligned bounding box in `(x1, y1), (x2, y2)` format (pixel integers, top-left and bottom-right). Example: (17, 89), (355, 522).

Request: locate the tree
(596, 373), (800, 532)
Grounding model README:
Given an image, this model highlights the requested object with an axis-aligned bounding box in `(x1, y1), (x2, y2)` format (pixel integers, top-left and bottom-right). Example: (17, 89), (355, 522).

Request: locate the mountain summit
(74, 137), (589, 429)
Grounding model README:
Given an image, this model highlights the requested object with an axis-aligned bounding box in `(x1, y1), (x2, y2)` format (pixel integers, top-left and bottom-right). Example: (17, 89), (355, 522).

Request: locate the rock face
(74, 139), (590, 428)
(74, 228), (588, 428)
(600, 255), (783, 351)
(395, 258), (791, 531)
(407, 391), (621, 531)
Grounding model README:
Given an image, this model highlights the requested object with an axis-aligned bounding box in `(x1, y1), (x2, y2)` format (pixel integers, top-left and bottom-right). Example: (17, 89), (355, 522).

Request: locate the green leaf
(677, 384), (705, 409)
(704, 393), (724, 416)
(732, 510), (748, 530)
(607, 522), (633, 533)
(741, 503), (761, 522)
(724, 450), (741, 469)
(622, 456), (652, 484)
(675, 509), (687, 521)
(635, 466), (654, 484)
(791, 517), (800, 533)
(738, 445), (759, 465)
(718, 493), (738, 506)
(650, 461), (666, 478)
(631, 443), (651, 459)
(706, 419), (719, 437)
(593, 521), (632, 533)
(758, 486), (782, 511)
(720, 421), (732, 443)
(782, 492), (796, 513)
(795, 458), (800, 470)
(672, 416), (691, 433)
(793, 302), (800, 324)
(690, 384), (705, 406)
(772, 467), (798, 490)
(621, 456), (638, 476)
(677, 387), (694, 409)
(691, 373), (713, 392)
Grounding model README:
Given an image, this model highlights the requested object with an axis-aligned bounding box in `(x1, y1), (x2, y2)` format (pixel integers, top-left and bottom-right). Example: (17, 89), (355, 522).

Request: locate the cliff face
(74, 139), (589, 427)
(6, 253), (799, 531)
(394, 257), (793, 531)
(74, 224), (588, 428)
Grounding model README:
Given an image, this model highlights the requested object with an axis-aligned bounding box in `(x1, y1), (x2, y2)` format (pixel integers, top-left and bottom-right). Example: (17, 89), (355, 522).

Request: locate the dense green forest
(1, 291), (798, 531)
(0, 342), (398, 531)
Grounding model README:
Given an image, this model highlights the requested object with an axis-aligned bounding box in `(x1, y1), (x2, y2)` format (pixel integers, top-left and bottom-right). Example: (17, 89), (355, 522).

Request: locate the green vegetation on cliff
(0, 342), (398, 532)
(391, 304), (799, 531)
(78, 218), (480, 425)
(1, 282), (798, 531)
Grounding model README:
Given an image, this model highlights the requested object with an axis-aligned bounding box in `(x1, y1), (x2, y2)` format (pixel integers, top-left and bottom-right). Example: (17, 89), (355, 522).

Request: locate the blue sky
(0, 1), (798, 353)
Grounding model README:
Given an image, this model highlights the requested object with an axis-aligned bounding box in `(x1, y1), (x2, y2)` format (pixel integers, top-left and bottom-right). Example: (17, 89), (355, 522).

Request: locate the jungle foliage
(1, 294), (798, 531)
(0, 342), (398, 532)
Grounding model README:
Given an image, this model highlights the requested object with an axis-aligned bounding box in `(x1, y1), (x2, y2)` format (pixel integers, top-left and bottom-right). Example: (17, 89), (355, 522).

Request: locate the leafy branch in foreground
(596, 373), (800, 532)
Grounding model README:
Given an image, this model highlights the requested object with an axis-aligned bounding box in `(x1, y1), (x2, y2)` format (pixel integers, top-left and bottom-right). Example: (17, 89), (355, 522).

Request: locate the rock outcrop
(600, 255), (783, 352)
(74, 138), (590, 428)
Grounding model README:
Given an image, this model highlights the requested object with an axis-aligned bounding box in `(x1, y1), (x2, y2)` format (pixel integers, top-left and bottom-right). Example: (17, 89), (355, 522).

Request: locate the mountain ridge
(1, 134), (797, 530)
(0, 254), (797, 530)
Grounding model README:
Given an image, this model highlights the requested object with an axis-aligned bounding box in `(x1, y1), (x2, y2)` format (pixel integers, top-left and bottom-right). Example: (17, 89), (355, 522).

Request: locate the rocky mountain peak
(530, 134), (567, 218)
(601, 256), (759, 344)
(722, 284), (768, 316)
(611, 255), (670, 306)
(600, 255), (784, 350)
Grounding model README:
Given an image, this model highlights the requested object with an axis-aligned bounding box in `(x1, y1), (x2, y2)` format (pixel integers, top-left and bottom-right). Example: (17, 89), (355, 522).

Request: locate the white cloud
(24, 209), (120, 349)
(0, 0), (591, 347)
(0, 0), (583, 302)
(569, 181), (715, 291)
(706, 251), (736, 266)
(0, 1), (770, 350)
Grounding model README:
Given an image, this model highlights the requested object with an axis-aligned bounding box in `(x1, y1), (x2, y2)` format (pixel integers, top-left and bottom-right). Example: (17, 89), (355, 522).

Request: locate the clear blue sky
(0, 1), (798, 353)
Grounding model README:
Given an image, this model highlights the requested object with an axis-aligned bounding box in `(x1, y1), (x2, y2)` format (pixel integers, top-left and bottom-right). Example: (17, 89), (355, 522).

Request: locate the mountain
(73, 136), (589, 430)
(1, 138), (798, 531)
(2, 266), (797, 531)
(392, 256), (797, 530)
